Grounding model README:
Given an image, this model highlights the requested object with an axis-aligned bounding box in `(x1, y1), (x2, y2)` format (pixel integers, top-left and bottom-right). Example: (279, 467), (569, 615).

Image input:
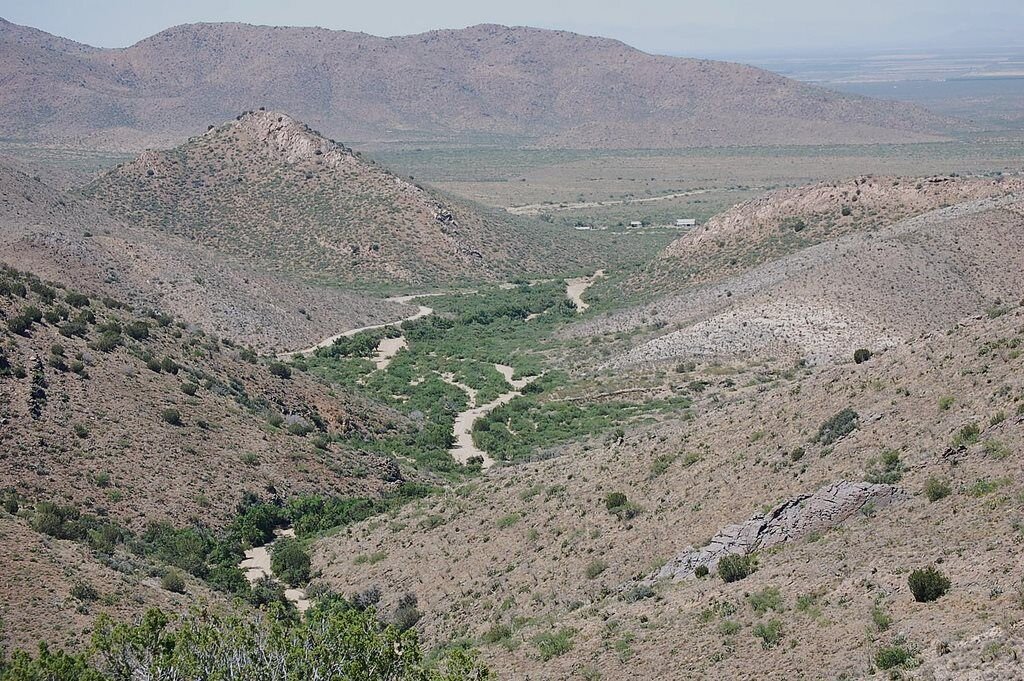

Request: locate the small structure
(675, 218), (697, 227)
(628, 220), (644, 229)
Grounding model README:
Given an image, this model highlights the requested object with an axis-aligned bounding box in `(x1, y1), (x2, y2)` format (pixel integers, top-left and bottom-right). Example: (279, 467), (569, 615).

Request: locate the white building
(628, 220), (644, 228)
(675, 218), (697, 227)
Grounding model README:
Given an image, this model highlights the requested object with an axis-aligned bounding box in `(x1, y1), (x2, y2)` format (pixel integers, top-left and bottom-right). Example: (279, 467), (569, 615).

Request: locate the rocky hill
(658, 174), (1024, 284)
(569, 178), (1024, 367)
(0, 159), (412, 352)
(84, 110), (590, 285)
(0, 19), (956, 149)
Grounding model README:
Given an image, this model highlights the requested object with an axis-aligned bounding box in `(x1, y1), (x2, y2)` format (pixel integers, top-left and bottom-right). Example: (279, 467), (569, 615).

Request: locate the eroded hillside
(84, 111), (594, 285)
(0, 161), (410, 352)
(570, 180), (1024, 367)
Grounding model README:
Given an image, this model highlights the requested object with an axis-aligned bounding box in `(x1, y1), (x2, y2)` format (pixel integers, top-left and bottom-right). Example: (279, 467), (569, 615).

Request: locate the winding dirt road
(276, 294), (437, 359)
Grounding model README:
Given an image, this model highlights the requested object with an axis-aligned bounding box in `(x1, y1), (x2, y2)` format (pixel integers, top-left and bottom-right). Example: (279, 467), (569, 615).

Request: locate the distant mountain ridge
(0, 18), (957, 149)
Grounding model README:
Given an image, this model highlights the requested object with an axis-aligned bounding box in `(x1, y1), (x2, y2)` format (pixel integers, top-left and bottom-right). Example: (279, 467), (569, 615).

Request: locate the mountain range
(0, 19), (957, 150)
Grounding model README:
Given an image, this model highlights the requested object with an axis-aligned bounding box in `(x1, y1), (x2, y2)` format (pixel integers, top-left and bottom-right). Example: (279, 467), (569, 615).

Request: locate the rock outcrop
(648, 480), (909, 582)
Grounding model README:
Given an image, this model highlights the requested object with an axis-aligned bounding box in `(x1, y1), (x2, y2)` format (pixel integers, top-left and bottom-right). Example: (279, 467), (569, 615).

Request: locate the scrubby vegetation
(908, 567), (951, 603)
(717, 554), (756, 583)
(0, 600), (491, 679)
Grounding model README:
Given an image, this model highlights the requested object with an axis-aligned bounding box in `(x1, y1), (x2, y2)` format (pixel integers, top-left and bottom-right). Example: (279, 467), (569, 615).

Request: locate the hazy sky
(2, 0), (1021, 57)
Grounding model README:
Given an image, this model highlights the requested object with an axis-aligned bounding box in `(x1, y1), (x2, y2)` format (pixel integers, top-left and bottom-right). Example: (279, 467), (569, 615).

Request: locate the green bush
(271, 538), (311, 586)
(864, 450), (903, 484)
(604, 492), (640, 520)
(534, 628), (575, 661)
(923, 477), (951, 502)
(752, 620), (782, 649)
(908, 567), (950, 602)
(875, 640), (916, 670)
(853, 348), (872, 364)
(747, 586), (783, 614)
(694, 564), (709, 578)
(717, 554), (756, 583)
(65, 292), (90, 308)
(268, 362), (292, 379)
(70, 581), (99, 602)
(584, 560), (608, 579)
(952, 422), (981, 447)
(160, 570), (186, 593)
(124, 321), (150, 340)
(815, 408), (859, 445)
(160, 408), (182, 426)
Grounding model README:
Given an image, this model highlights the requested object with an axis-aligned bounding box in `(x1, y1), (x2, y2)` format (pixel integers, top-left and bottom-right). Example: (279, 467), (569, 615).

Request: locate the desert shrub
(124, 321), (150, 340)
(604, 492), (640, 520)
(70, 581), (99, 602)
(952, 422), (981, 447)
(864, 449), (903, 484)
(91, 331), (122, 352)
(717, 554), (756, 583)
(392, 592), (422, 631)
(694, 564), (709, 578)
(841, 205), (852, 216)
(871, 603), (892, 632)
(747, 586), (783, 614)
(585, 560), (608, 579)
(923, 477), (951, 502)
(482, 624), (512, 644)
(908, 567), (950, 602)
(815, 408), (859, 445)
(623, 585), (655, 603)
(65, 292), (90, 308)
(938, 395), (955, 411)
(271, 538), (311, 586)
(534, 628), (575, 661)
(180, 382), (198, 396)
(853, 348), (872, 364)
(59, 320), (88, 338)
(160, 408), (182, 426)
(160, 356), (179, 374)
(268, 362), (292, 379)
(752, 620), (782, 649)
(7, 306), (42, 335)
(650, 453), (676, 477)
(146, 358), (162, 372)
(160, 570), (186, 593)
(875, 639), (917, 670)
(350, 585), (382, 611)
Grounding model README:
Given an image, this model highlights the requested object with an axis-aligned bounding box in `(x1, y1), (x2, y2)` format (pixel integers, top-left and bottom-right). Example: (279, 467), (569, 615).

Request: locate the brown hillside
(83, 110), (585, 285)
(569, 183), (1024, 367)
(0, 266), (408, 530)
(658, 174), (1024, 284)
(0, 161), (410, 351)
(0, 19), (957, 149)
(313, 301), (1024, 679)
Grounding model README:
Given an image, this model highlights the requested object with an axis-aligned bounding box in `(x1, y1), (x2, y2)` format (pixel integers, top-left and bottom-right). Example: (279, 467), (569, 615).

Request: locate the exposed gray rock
(648, 480), (909, 582)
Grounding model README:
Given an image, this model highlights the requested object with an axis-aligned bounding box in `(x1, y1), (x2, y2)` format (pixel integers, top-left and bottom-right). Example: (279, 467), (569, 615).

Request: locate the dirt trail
(372, 336), (408, 370)
(238, 528), (311, 612)
(276, 293), (438, 359)
(565, 269), (605, 313)
(448, 363), (539, 468)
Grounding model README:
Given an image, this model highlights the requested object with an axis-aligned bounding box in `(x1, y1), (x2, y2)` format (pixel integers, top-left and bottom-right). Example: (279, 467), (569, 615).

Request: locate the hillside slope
(312, 300), (1024, 679)
(1, 160), (411, 351)
(0, 19), (956, 149)
(84, 110), (589, 285)
(570, 180), (1024, 367)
